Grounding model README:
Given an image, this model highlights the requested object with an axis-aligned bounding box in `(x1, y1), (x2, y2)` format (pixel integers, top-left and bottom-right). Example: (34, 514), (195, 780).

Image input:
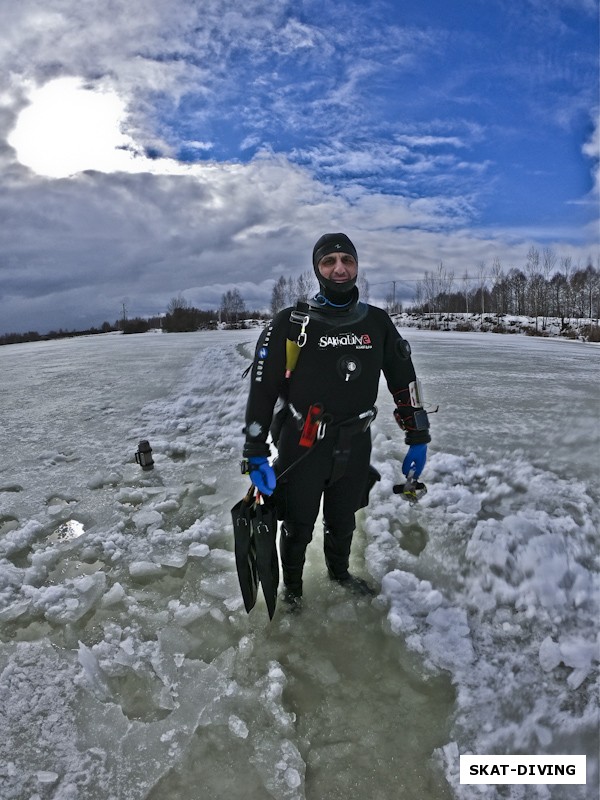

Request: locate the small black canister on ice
(135, 440), (154, 470)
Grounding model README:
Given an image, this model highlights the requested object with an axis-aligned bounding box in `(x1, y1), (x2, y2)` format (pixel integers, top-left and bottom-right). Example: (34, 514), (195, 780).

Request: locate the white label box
(460, 755), (587, 785)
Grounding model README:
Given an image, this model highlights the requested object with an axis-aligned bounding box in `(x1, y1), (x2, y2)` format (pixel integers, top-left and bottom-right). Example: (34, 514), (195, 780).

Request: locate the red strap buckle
(299, 403), (324, 448)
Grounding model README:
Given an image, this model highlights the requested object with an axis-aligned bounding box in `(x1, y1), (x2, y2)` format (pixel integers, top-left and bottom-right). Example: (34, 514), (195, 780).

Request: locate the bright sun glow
(8, 77), (140, 178)
(8, 76), (210, 179)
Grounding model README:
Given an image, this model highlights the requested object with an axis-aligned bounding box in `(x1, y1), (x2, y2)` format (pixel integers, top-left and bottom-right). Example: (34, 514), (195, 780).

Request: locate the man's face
(317, 252), (358, 284)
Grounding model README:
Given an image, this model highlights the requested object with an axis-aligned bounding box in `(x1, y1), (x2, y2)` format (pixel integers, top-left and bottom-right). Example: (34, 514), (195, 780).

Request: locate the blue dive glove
(402, 444), (427, 479)
(248, 456), (277, 496)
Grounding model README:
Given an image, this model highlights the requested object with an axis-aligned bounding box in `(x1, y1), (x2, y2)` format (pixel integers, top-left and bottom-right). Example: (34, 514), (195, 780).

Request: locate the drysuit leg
(279, 522), (314, 595)
(322, 430), (371, 580)
(275, 424), (335, 595)
(323, 524), (354, 580)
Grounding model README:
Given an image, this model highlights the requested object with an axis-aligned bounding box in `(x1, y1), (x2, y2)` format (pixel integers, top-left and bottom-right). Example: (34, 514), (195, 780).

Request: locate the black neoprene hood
(312, 232), (358, 300)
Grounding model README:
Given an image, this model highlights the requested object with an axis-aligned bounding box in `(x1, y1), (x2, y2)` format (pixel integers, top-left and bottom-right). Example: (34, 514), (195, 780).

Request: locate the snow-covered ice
(0, 328), (598, 799)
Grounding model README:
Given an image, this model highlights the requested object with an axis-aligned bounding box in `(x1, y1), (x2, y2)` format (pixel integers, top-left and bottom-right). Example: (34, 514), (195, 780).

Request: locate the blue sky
(0, 0), (598, 333)
(162, 0), (598, 227)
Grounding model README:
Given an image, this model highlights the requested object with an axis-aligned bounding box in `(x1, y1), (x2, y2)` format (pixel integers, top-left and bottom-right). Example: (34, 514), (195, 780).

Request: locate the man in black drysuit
(243, 233), (431, 606)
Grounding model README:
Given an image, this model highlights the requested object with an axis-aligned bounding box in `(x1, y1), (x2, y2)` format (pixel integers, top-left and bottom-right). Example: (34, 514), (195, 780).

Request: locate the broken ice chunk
(36, 771), (59, 785)
(188, 543), (210, 558)
(228, 714), (249, 739)
(129, 561), (163, 578)
(157, 552), (188, 569)
(538, 636), (561, 672)
(77, 641), (112, 701)
(132, 510), (162, 530)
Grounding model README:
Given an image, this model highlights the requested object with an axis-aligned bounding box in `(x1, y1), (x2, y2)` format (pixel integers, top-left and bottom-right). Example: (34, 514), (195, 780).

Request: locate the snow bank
(365, 443), (599, 797)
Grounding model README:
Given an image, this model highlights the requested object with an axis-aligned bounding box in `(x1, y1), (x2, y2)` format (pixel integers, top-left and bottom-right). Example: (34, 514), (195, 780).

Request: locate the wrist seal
(242, 441), (271, 459)
(393, 406), (431, 444)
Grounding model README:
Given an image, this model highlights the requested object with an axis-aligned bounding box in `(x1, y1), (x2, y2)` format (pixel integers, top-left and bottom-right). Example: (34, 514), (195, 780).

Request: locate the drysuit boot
(323, 524), (354, 581)
(324, 524), (376, 596)
(279, 522), (313, 598)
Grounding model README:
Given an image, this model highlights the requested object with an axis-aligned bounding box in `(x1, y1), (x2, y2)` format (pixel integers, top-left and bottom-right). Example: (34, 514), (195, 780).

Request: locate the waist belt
(279, 404), (377, 485)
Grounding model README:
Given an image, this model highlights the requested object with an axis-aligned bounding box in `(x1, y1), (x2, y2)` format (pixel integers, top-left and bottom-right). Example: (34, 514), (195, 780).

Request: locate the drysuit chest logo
(318, 333), (372, 350)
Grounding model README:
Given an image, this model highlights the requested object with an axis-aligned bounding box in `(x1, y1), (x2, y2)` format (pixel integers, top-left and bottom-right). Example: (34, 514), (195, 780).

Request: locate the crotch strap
(327, 407), (377, 486)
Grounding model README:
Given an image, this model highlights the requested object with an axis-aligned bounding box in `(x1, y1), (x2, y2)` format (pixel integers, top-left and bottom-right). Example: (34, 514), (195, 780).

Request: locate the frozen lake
(0, 328), (598, 799)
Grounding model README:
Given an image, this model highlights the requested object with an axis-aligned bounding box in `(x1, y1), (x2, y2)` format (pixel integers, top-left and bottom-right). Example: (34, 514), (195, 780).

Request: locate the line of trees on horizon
(0, 290), (267, 345)
(409, 249), (599, 330)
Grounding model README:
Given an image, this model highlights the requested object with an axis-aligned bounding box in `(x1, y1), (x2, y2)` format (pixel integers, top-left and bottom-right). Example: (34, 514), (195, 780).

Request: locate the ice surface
(0, 329), (598, 800)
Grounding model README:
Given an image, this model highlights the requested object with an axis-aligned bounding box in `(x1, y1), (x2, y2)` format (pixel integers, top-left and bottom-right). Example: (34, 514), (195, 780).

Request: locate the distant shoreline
(1, 311), (599, 347)
(391, 311), (600, 343)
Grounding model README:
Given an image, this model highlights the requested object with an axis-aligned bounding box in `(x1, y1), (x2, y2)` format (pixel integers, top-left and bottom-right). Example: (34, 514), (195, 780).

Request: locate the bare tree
(220, 289), (246, 324)
(525, 246), (542, 331)
(550, 271), (569, 327)
(413, 281), (423, 311)
(462, 270), (470, 313)
(167, 294), (189, 315)
(573, 261), (600, 321)
(270, 276), (287, 315)
(440, 263), (455, 314)
(490, 257), (506, 318)
(357, 273), (370, 303)
(296, 270), (315, 302)
(284, 277), (297, 308)
(420, 263), (453, 318)
(421, 269), (438, 324)
(541, 247), (557, 327)
(558, 256), (573, 324)
(476, 261), (487, 316)
(507, 268), (527, 315)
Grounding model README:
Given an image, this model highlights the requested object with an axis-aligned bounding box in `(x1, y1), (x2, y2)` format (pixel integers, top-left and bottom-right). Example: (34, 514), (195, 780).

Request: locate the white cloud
(395, 135), (466, 149)
(185, 140), (214, 151)
(273, 19), (320, 53)
(582, 110), (600, 198)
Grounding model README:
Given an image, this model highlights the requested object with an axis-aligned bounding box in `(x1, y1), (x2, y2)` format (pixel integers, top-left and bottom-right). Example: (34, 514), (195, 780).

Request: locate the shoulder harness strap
(285, 302), (310, 377)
